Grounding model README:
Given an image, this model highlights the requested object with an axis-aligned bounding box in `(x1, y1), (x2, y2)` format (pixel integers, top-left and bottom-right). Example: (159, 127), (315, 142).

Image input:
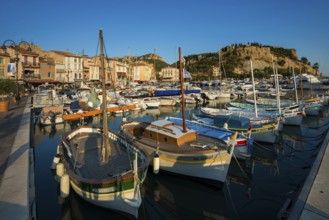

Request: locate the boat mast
(250, 59), (258, 118)
(179, 47), (187, 132)
(272, 56), (281, 114)
(218, 47), (221, 82)
(275, 68), (281, 114)
(299, 64), (304, 99)
(292, 65), (299, 104)
(100, 28), (110, 163)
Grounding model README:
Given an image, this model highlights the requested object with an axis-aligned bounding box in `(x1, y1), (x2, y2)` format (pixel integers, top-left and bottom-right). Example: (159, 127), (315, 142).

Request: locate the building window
(0, 69), (4, 77)
(0, 58), (3, 63)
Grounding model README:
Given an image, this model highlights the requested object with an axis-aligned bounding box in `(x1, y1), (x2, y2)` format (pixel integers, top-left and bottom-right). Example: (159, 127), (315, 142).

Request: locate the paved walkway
(0, 96), (33, 220)
(288, 125), (329, 219)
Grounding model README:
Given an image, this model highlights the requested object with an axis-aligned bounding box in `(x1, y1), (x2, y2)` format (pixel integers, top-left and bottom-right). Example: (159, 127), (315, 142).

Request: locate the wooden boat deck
(67, 133), (134, 179)
(122, 122), (228, 154)
(138, 135), (225, 154)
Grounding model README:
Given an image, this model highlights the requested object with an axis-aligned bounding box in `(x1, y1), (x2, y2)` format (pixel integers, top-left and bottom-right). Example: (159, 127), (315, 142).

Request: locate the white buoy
(60, 173), (70, 198)
(122, 117), (127, 122)
(56, 162), (64, 177)
(51, 154), (61, 170)
(56, 145), (60, 154)
(223, 123), (228, 130)
(153, 153), (160, 174)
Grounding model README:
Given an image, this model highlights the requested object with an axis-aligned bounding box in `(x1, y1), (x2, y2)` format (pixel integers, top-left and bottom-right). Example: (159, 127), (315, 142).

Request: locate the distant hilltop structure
(121, 53), (165, 62)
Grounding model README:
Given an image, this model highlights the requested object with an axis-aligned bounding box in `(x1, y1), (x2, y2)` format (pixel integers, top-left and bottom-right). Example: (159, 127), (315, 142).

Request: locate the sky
(1, 0), (329, 75)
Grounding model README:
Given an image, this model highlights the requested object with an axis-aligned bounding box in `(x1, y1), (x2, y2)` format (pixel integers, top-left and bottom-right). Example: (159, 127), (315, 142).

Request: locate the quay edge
(287, 122), (329, 219)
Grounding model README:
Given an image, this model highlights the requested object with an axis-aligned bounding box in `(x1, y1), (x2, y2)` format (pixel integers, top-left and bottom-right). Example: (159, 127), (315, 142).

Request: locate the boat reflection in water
(142, 170), (228, 219)
(58, 169), (228, 219)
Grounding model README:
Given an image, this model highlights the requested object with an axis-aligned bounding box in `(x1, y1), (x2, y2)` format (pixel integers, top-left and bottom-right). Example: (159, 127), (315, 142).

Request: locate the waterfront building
(48, 50), (83, 83)
(39, 56), (56, 81)
(0, 52), (11, 79)
(159, 67), (179, 82)
(0, 45), (40, 87)
(133, 61), (154, 82)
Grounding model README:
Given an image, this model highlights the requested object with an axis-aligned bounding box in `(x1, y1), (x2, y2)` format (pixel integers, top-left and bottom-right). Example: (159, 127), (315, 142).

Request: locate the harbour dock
(0, 96), (35, 220)
(0, 95), (329, 219)
(288, 124), (329, 219)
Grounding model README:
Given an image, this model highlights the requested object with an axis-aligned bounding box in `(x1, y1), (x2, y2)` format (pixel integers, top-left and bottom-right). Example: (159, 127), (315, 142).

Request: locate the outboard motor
(48, 111), (56, 124)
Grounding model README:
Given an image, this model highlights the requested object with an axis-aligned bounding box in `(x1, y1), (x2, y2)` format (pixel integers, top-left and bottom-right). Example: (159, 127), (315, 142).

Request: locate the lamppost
(1, 40), (32, 102)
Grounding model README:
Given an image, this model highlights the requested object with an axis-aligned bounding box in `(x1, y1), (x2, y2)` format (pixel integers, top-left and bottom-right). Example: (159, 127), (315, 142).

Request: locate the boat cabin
(143, 120), (197, 147)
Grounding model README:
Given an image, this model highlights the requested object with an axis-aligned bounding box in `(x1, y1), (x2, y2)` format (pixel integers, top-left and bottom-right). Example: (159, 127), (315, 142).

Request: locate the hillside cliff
(182, 44), (319, 78)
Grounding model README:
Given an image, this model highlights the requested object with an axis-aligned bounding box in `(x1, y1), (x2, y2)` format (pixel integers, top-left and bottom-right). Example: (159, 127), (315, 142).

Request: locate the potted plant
(0, 78), (16, 112)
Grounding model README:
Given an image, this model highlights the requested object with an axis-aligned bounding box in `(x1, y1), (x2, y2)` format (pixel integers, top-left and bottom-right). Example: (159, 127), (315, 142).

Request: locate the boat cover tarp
(154, 89), (200, 96)
(214, 115), (250, 129)
(167, 117), (233, 141)
(70, 101), (82, 113)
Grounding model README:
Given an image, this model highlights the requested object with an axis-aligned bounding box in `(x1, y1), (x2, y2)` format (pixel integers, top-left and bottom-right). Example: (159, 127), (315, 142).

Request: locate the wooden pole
(179, 47), (187, 133)
(100, 28), (110, 163)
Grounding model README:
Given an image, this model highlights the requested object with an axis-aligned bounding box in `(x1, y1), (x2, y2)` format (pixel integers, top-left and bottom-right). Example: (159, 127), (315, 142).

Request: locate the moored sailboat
(53, 29), (150, 218)
(120, 48), (236, 186)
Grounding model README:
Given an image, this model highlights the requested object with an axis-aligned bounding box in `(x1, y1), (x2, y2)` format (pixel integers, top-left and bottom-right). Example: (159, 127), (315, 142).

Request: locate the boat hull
(140, 143), (232, 183)
(59, 126), (150, 218)
(70, 179), (141, 218)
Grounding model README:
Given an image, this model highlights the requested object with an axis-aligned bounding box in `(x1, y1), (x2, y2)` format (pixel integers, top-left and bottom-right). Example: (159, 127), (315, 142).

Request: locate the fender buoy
(153, 153), (160, 174)
(60, 173), (70, 198)
(51, 154), (61, 170)
(56, 162), (64, 177)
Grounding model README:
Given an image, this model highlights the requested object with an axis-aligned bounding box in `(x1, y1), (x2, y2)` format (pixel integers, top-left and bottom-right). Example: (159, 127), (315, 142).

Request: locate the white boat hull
(140, 144), (232, 183)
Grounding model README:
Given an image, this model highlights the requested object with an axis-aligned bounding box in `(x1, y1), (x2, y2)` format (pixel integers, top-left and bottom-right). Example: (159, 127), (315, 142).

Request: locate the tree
(301, 57), (308, 64)
(0, 79), (16, 100)
(277, 59), (286, 66)
(312, 63), (320, 75)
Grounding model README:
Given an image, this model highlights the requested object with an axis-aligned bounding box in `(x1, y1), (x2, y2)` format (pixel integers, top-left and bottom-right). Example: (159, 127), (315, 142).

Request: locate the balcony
(22, 61), (40, 68)
(22, 74), (40, 79)
(56, 69), (65, 73)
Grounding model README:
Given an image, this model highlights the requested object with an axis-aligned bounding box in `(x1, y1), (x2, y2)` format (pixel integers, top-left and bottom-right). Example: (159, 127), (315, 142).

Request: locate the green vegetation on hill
(119, 43), (320, 80)
(170, 43), (320, 80)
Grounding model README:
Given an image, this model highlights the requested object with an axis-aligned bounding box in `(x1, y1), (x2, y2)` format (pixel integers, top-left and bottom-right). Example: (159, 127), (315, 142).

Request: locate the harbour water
(32, 100), (329, 220)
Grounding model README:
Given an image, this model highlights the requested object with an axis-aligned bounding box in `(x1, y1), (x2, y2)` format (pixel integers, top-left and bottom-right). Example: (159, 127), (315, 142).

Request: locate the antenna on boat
(179, 47), (187, 132)
(100, 28), (110, 163)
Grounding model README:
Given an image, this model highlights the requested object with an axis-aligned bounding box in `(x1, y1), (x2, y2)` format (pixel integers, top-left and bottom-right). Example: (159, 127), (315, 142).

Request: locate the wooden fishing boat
(192, 113), (279, 144)
(120, 119), (235, 185)
(166, 116), (251, 159)
(39, 105), (64, 126)
(120, 48), (236, 186)
(201, 107), (279, 125)
(53, 29), (150, 218)
(62, 104), (137, 121)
